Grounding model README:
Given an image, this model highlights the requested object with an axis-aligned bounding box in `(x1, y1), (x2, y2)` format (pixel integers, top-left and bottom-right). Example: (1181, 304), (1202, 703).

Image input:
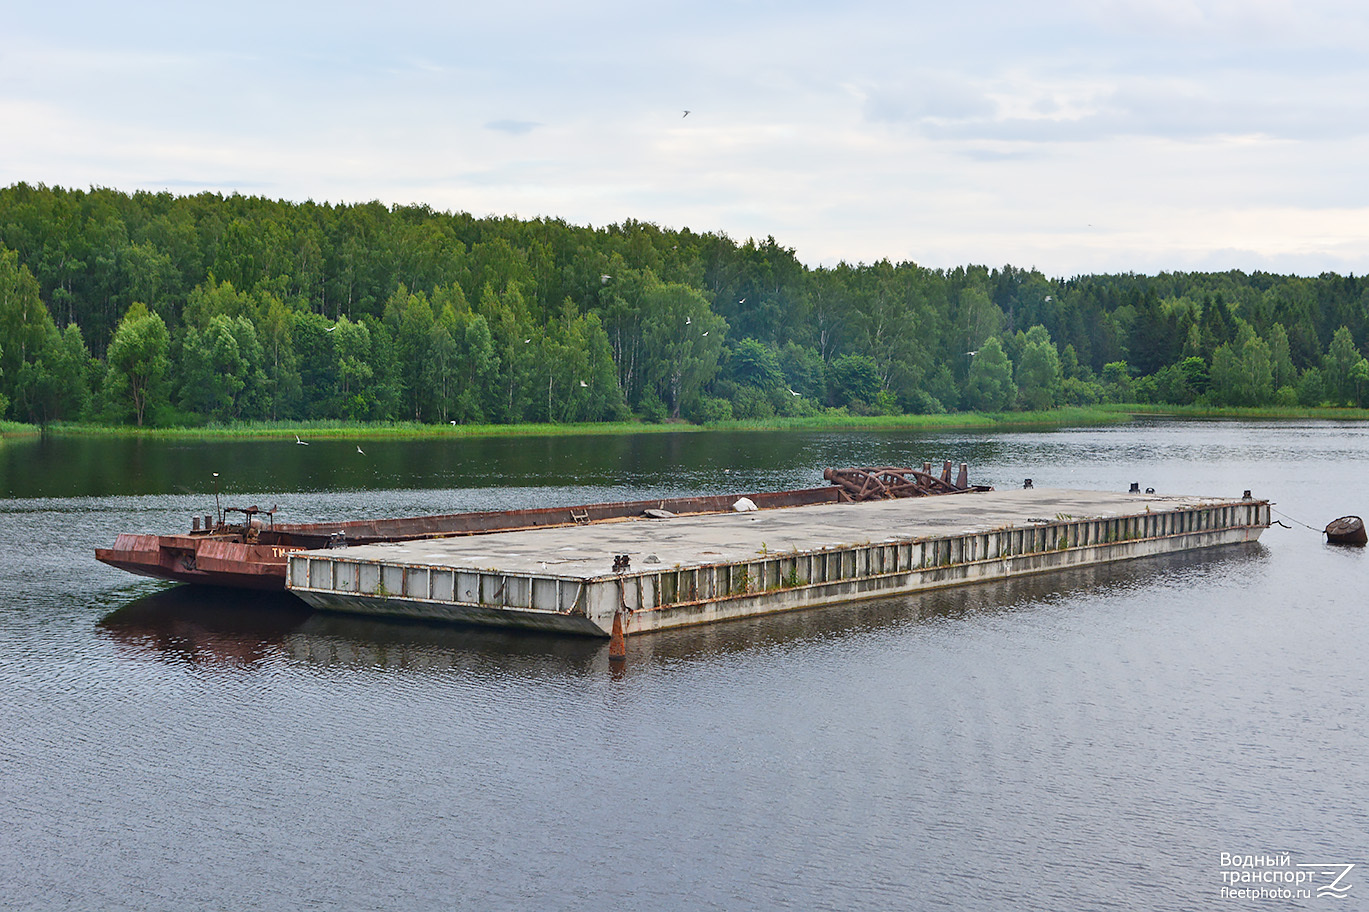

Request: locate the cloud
(864, 73), (997, 125)
(485, 119), (542, 136)
(5, 0), (1369, 277)
(864, 67), (1369, 145)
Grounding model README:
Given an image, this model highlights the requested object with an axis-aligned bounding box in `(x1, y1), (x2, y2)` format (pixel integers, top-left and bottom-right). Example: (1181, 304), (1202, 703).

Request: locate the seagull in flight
(600, 274), (612, 284)
(685, 316), (691, 325)
(682, 110), (690, 118)
(325, 324), (337, 332)
(295, 434), (308, 445)
(579, 380), (588, 387)
(788, 388), (800, 397)
(356, 445), (365, 455)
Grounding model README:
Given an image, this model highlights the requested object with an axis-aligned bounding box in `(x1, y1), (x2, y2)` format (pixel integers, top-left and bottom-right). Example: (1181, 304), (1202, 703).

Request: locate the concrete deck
(286, 488), (1268, 635)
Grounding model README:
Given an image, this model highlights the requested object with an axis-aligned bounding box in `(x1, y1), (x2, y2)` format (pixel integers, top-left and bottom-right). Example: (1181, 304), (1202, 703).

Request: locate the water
(2, 419), (1367, 910)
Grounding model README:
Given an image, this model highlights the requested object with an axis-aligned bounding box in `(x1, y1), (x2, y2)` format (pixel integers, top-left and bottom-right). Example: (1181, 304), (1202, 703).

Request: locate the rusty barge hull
(95, 463), (993, 591)
(96, 486), (850, 590)
(96, 535), (298, 590)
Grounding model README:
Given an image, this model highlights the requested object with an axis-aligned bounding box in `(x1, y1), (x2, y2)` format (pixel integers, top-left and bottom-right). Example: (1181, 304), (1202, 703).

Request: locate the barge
(95, 464), (984, 590)
(286, 487), (1270, 638)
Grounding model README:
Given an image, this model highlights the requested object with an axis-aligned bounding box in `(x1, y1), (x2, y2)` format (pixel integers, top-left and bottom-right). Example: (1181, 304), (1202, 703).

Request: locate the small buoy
(732, 497), (758, 513)
(1325, 515), (1366, 546)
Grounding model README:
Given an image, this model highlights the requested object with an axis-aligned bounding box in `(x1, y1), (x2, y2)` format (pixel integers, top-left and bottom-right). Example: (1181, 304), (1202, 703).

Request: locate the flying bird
(295, 434), (308, 445)
(682, 110), (690, 118)
(579, 380), (588, 387)
(325, 324), (337, 332)
(788, 389), (800, 397)
(685, 316), (691, 325)
(356, 445), (365, 455)
(702, 331), (709, 336)
(600, 274), (612, 283)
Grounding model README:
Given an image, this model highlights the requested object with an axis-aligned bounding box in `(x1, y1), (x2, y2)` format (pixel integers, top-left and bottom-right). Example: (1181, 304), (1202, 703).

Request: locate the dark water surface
(2, 419), (1367, 910)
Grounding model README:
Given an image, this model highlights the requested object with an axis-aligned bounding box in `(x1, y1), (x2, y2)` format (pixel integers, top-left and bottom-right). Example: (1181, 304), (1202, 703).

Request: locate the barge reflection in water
(98, 543), (1269, 675)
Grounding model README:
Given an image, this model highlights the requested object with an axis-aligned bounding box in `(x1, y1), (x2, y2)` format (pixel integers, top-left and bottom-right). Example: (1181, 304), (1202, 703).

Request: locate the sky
(4, 0), (1368, 277)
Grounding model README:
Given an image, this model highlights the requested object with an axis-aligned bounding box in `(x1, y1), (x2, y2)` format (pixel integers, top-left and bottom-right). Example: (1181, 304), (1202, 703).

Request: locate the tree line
(1, 182), (1367, 427)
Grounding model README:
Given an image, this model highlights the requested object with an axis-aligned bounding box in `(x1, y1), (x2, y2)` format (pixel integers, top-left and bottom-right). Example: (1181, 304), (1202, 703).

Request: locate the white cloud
(485, 120), (543, 136)
(3, 0), (1369, 276)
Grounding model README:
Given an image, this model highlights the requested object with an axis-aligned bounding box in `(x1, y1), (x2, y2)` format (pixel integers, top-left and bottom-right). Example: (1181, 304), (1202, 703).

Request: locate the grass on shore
(1098, 403), (1369, 420)
(697, 406), (1131, 432)
(4, 408), (1128, 440)
(4, 403), (1366, 440)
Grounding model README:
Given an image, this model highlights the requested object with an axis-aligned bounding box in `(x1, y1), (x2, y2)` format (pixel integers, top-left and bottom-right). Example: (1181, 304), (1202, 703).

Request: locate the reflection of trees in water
(8, 429), (1016, 503)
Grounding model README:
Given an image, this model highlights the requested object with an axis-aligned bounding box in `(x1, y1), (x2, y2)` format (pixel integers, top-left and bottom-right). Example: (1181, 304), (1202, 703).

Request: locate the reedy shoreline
(4, 404), (1367, 442)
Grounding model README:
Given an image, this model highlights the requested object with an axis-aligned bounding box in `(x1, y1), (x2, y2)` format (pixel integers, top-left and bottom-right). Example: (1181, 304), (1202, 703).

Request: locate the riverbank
(1104, 403), (1369, 420)
(2, 408), (1126, 440)
(4, 404), (1368, 441)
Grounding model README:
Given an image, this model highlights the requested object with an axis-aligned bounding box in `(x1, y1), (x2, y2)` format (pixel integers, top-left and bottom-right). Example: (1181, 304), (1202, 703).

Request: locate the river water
(1, 419), (1365, 911)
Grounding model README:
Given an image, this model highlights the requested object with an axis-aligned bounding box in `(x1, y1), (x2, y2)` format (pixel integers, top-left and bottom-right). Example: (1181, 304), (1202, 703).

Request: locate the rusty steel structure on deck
(823, 462), (990, 501)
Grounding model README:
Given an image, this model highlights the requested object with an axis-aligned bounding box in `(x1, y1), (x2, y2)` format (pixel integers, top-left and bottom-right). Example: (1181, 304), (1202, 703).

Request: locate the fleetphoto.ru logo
(1219, 852), (1355, 900)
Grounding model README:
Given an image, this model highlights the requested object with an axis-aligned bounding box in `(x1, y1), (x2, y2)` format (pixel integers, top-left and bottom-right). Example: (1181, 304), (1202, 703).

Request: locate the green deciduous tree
(542, 304), (626, 422)
(1101, 361), (1133, 403)
(1268, 322), (1296, 391)
(14, 322), (92, 423)
(1209, 324), (1273, 406)
(0, 246), (59, 415)
(178, 314), (268, 422)
(102, 302), (170, 425)
(258, 294), (301, 419)
(333, 316), (377, 420)
(1322, 326), (1364, 406)
(477, 281), (540, 422)
(827, 353), (881, 409)
(383, 285), (437, 421)
(1014, 325), (1062, 410)
(729, 338), (784, 390)
(964, 337), (1016, 411)
(639, 280), (727, 418)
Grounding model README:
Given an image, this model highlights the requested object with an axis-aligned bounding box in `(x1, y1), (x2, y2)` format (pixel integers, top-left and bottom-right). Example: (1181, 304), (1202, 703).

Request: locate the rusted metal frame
(824, 465), (967, 501)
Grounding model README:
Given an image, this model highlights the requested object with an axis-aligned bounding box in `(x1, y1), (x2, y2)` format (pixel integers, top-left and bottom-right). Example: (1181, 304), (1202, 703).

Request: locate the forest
(1, 182), (1367, 428)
